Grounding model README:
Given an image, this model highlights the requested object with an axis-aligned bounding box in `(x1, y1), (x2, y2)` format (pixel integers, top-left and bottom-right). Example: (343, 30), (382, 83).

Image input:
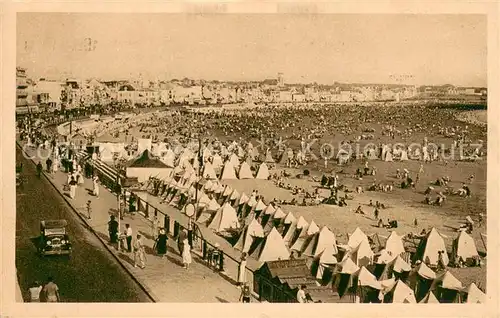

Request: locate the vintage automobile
(39, 220), (72, 256)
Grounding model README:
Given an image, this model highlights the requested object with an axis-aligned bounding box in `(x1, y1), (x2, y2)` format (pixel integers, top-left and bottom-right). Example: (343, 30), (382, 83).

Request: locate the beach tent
(238, 192), (250, 206)
(344, 239), (374, 267)
(249, 227), (290, 262)
(408, 262), (437, 302)
(212, 154), (223, 169)
(281, 212), (297, 240)
(222, 185), (233, 198)
(278, 148), (290, 165)
(255, 162), (270, 180)
(385, 231), (406, 258)
(418, 291), (440, 303)
(229, 153), (240, 167)
(208, 203), (240, 235)
(415, 227), (449, 266)
(264, 149), (275, 163)
(291, 220), (320, 252)
(137, 138), (152, 154)
(348, 227), (369, 250)
(284, 215), (307, 244)
(332, 257), (360, 297)
(238, 161), (254, 179)
(352, 266), (382, 291)
(383, 280), (416, 303)
(314, 245), (338, 281)
(465, 283), (485, 304)
(233, 218), (265, 253)
(220, 161), (238, 180)
(378, 255), (411, 281)
(161, 150), (176, 168)
(302, 226), (338, 257)
(430, 271), (463, 303)
(202, 162), (218, 180)
(451, 230), (479, 265)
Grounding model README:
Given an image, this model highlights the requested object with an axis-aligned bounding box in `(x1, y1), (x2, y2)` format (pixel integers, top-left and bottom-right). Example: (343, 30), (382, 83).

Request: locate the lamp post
(188, 138), (203, 247)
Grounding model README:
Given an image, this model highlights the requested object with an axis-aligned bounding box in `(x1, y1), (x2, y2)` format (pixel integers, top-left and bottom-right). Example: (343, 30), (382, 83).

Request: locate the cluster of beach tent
(130, 142), (484, 303)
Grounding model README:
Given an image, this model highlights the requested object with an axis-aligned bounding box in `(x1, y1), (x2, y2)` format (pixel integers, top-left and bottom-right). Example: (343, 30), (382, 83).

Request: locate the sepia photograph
(6, 8), (494, 311)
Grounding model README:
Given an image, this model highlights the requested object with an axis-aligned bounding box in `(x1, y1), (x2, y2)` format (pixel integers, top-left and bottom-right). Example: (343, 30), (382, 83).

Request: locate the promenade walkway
(19, 141), (243, 303)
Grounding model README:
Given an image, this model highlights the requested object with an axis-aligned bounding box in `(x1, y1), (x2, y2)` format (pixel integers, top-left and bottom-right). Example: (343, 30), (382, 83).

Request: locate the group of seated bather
(424, 192), (447, 206)
(368, 200), (387, 209)
(377, 218), (398, 229)
(433, 176), (451, 186)
(367, 182), (394, 192)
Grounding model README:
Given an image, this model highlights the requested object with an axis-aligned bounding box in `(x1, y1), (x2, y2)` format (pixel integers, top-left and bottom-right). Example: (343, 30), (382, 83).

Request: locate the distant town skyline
(17, 13), (487, 87)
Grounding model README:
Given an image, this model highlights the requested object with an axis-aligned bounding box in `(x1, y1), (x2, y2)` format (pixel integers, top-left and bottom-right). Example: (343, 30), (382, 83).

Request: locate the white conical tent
(229, 189), (240, 201)
(344, 239), (374, 267)
(264, 149), (275, 163)
(302, 226), (338, 257)
(390, 255), (412, 273)
(466, 283), (485, 303)
(238, 192), (250, 206)
(238, 161), (254, 179)
(419, 228), (450, 266)
(212, 154), (223, 169)
(208, 203), (240, 234)
(430, 271), (463, 291)
(419, 291), (440, 303)
(206, 198), (221, 211)
(197, 193), (211, 208)
(452, 230), (479, 263)
(307, 220), (320, 235)
(273, 207), (287, 219)
(229, 153), (240, 168)
(250, 227), (290, 262)
(283, 212), (296, 225)
(386, 280), (416, 303)
(202, 162), (218, 180)
(222, 185), (233, 197)
(263, 204), (276, 216)
(214, 184), (226, 194)
(233, 218), (265, 253)
(353, 266), (382, 290)
(385, 231), (406, 258)
(348, 227), (369, 249)
(296, 216), (309, 229)
(315, 246), (338, 280)
(255, 162), (270, 180)
(161, 149), (176, 167)
(412, 262), (437, 281)
(376, 249), (397, 265)
(334, 257), (360, 275)
(220, 161), (238, 180)
(291, 220), (319, 252)
(253, 199), (267, 212)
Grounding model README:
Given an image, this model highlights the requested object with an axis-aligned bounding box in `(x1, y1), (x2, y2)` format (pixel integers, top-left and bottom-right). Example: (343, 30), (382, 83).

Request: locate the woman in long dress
(181, 238), (192, 269)
(154, 228), (168, 258)
(238, 253), (247, 285)
(69, 176), (77, 199)
(93, 176), (100, 197)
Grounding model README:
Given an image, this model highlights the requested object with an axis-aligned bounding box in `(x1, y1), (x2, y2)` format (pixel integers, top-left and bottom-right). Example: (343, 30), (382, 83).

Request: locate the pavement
(16, 145), (152, 302)
(19, 139), (244, 303)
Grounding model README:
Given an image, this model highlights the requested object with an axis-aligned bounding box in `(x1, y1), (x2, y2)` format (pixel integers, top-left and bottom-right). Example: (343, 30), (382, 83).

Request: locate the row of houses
(18, 67), (485, 113)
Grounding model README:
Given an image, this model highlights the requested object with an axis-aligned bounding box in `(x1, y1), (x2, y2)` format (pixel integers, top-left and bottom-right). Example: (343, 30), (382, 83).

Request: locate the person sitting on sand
(355, 205), (364, 214)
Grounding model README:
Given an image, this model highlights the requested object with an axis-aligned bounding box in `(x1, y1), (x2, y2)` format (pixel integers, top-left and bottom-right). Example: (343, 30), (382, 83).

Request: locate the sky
(17, 13), (487, 86)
